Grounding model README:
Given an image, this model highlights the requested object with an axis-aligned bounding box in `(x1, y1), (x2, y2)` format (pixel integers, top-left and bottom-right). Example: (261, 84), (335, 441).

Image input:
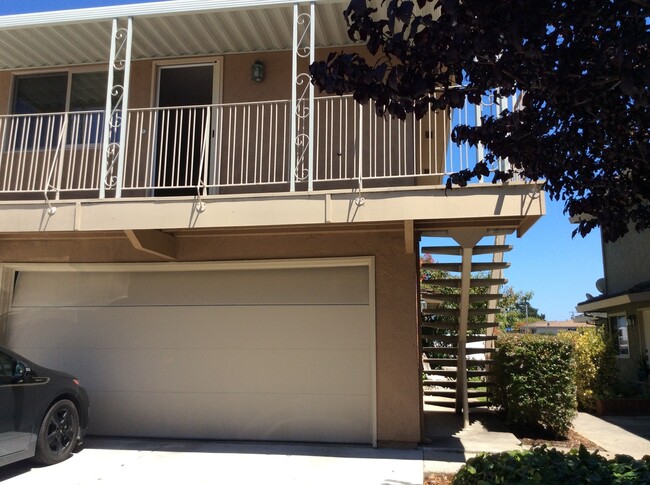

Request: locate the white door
(4, 262), (375, 444)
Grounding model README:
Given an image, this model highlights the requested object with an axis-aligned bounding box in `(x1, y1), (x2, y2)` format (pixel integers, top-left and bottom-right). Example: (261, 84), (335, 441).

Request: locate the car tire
(34, 399), (80, 465)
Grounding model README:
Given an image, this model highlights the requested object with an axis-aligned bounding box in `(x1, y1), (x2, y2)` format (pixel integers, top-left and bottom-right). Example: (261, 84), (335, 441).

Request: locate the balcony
(0, 94), (515, 202)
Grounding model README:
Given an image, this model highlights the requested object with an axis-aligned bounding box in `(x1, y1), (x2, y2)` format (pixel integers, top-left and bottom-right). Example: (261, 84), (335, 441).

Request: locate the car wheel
(34, 399), (80, 465)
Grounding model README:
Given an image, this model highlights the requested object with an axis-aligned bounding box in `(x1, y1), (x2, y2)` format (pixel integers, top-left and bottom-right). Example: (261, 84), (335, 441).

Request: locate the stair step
(422, 347), (496, 355)
(422, 308), (500, 316)
(424, 400), (491, 408)
(424, 390), (493, 398)
(422, 321), (499, 331)
(420, 292), (503, 304)
(423, 380), (488, 388)
(421, 244), (512, 256)
(421, 335), (497, 344)
(423, 400), (457, 408)
(468, 293), (503, 303)
(423, 369), (493, 378)
(421, 293), (460, 303)
(423, 358), (495, 366)
(421, 262), (510, 273)
(421, 278), (507, 288)
(423, 358), (459, 366)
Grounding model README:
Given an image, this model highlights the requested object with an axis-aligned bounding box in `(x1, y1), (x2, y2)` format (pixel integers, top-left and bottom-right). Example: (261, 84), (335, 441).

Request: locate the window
(609, 314), (630, 358)
(0, 351), (16, 379)
(12, 70), (121, 149)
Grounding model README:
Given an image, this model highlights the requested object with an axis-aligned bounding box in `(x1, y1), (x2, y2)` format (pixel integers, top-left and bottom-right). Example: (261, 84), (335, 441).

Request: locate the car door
(0, 350), (36, 458)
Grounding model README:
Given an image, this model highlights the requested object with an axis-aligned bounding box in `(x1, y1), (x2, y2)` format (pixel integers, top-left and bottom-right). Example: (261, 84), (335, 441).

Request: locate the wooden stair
(421, 238), (511, 414)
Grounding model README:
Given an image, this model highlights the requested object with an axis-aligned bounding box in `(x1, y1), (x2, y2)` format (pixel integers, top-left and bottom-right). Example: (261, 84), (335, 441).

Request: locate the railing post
(290, 4), (298, 192)
(290, 2), (314, 192)
(100, 17), (133, 199)
(115, 17), (133, 198)
(307, 1), (315, 192)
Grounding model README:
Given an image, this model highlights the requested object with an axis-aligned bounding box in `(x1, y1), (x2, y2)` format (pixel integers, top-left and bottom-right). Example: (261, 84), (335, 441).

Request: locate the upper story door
(155, 61), (220, 196)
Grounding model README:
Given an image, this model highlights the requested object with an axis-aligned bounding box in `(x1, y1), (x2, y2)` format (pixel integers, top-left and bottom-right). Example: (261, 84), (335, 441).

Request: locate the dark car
(0, 346), (89, 467)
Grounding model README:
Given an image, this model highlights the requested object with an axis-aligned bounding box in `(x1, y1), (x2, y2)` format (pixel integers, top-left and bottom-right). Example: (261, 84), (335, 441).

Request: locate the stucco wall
(0, 228), (421, 446)
(603, 229), (650, 294)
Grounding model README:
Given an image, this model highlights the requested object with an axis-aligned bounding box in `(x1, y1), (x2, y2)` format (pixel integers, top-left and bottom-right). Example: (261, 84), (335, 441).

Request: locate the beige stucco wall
(0, 227), (421, 446)
(603, 229), (650, 294)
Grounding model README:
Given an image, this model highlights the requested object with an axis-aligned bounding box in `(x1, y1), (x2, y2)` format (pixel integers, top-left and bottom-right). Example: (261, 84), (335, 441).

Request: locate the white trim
(154, 57), (224, 108)
(0, 0), (341, 30)
(0, 255), (377, 446)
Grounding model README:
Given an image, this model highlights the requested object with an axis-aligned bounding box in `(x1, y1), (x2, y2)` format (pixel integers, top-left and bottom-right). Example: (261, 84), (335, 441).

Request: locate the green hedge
(558, 327), (619, 412)
(452, 446), (650, 484)
(493, 334), (576, 436)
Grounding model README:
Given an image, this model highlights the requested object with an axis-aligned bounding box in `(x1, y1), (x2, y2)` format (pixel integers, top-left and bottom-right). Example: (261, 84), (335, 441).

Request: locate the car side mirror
(12, 361), (28, 383)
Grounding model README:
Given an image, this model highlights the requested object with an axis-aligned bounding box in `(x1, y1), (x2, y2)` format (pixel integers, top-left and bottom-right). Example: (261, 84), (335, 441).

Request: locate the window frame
(10, 66), (112, 150)
(609, 313), (630, 359)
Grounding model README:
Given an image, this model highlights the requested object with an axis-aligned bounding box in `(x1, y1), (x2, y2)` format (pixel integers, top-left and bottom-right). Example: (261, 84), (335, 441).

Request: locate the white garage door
(4, 261), (375, 444)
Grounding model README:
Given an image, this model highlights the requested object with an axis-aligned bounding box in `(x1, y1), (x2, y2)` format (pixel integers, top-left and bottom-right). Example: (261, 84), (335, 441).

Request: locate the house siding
(603, 230), (650, 295)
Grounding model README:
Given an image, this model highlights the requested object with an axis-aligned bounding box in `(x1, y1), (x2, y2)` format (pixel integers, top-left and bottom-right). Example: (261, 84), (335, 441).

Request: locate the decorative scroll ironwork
(290, 2), (315, 191)
(100, 18), (132, 198)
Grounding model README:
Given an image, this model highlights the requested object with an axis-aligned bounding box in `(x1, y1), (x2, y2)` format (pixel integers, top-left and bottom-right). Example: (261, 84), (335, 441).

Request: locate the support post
(290, 3), (298, 192)
(307, 1), (315, 192)
(457, 246), (472, 428)
(100, 17), (133, 199)
(100, 19), (118, 199)
(290, 2), (314, 192)
(115, 17), (133, 198)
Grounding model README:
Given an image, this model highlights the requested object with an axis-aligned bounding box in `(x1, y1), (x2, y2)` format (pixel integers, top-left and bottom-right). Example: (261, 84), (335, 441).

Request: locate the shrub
(493, 334), (576, 436)
(558, 327), (619, 411)
(452, 446), (650, 484)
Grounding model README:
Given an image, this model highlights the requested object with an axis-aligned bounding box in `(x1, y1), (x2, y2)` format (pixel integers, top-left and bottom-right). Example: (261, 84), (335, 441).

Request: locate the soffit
(0, 2), (353, 70)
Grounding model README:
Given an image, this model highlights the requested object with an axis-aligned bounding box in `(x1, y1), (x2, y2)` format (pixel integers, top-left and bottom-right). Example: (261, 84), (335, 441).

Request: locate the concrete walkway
(423, 409), (650, 475)
(422, 408), (521, 474)
(573, 412), (650, 460)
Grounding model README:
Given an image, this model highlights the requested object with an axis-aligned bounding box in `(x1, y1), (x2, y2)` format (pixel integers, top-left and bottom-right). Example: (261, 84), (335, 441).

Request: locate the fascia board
(576, 290), (650, 313)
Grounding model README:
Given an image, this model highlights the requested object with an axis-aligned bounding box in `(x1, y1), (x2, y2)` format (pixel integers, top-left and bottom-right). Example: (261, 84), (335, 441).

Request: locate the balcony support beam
(125, 229), (176, 261)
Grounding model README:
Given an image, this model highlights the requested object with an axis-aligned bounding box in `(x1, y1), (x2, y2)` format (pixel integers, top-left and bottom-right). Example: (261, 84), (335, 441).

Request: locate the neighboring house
(520, 319), (594, 335)
(0, 1), (544, 447)
(577, 229), (650, 386)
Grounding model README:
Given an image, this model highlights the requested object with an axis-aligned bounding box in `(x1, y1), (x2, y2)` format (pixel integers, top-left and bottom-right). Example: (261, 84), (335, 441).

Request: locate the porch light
(252, 60), (265, 82)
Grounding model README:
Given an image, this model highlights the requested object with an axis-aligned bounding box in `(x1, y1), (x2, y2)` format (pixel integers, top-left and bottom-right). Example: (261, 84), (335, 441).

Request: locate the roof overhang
(576, 290), (650, 313)
(0, 0), (354, 70)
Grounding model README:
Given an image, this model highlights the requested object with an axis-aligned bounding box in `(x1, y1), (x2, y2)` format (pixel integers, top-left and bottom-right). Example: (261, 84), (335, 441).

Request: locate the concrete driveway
(0, 438), (425, 485)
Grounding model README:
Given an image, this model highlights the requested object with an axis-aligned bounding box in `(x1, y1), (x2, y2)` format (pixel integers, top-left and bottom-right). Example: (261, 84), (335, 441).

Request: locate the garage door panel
(7, 306), (371, 352)
(90, 391), (371, 443)
(6, 263), (375, 444)
(10, 347), (372, 397)
(12, 267), (369, 307)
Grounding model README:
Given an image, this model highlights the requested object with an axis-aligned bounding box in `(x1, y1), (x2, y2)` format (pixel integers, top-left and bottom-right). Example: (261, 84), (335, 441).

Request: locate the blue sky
(423, 196), (603, 322)
(498, 197), (602, 321)
(0, 0), (160, 15)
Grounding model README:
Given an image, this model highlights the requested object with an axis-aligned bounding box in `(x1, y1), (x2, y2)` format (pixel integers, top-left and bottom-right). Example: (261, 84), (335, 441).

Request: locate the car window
(0, 351), (17, 377)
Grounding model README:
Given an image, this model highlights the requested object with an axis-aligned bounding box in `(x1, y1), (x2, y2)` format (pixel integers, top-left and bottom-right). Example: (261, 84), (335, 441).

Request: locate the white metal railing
(0, 111), (106, 196)
(0, 93), (516, 199)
